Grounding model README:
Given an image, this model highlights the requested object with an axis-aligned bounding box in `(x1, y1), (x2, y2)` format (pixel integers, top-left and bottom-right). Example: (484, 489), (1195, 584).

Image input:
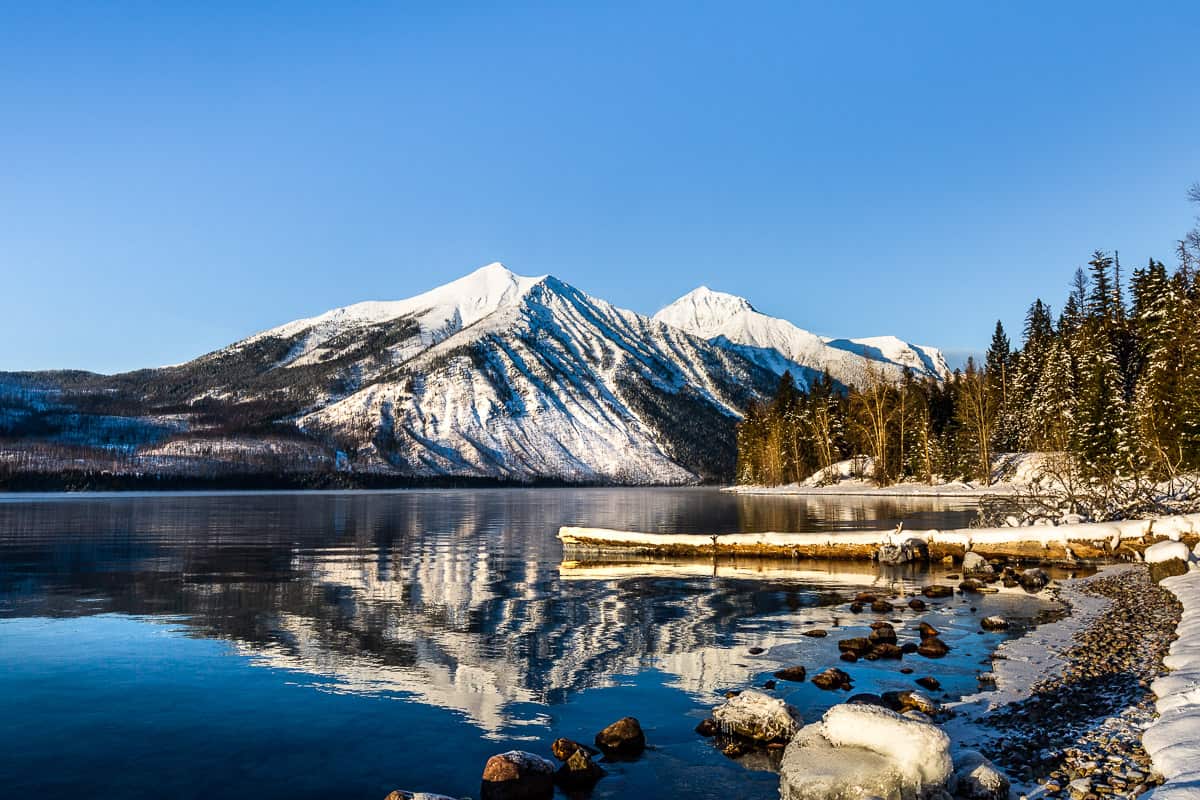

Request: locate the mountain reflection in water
(1, 489), (1014, 800)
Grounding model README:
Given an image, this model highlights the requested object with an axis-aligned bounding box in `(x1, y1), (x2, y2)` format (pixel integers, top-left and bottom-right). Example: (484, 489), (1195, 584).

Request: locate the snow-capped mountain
(653, 286), (949, 389)
(2, 264), (949, 485)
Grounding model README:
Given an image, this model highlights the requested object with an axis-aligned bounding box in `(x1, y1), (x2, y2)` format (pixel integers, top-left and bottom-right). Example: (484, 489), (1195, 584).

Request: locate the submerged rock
(480, 751), (556, 800)
(711, 689), (803, 743)
(779, 704), (952, 800)
(594, 717), (645, 759)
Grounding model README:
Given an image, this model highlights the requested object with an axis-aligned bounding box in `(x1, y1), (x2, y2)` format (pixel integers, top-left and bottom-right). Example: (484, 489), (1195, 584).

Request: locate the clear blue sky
(2, 1), (1198, 373)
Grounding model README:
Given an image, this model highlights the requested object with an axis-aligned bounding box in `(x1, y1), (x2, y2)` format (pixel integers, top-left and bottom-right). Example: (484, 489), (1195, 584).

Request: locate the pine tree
(1074, 252), (1128, 475)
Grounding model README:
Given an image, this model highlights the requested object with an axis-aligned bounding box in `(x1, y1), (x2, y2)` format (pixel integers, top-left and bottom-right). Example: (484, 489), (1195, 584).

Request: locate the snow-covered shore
(1145, 569), (1200, 800)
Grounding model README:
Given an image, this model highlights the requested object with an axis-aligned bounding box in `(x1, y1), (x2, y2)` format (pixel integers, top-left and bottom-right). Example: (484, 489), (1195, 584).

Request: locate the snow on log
(557, 514), (1200, 562)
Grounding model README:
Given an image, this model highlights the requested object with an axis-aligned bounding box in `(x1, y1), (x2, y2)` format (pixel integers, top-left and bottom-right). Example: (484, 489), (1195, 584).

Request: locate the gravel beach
(975, 567), (1182, 800)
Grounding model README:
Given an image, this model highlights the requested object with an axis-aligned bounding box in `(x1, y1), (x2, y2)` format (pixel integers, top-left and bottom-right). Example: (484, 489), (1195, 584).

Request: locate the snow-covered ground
(1146, 563), (1200, 800)
(729, 453), (1057, 498)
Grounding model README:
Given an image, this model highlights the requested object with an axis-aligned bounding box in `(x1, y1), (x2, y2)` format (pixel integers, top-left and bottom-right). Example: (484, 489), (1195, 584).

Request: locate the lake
(0, 489), (1056, 799)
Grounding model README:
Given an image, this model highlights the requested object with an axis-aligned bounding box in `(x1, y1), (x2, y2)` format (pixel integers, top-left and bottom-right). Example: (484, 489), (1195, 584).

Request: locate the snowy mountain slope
(238, 262), (544, 369)
(653, 286), (949, 388)
(300, 275), (777, 483)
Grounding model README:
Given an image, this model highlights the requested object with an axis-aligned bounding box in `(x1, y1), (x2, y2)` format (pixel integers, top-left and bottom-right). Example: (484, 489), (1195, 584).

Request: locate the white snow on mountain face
(653, 286), (950, 388)
(240, 262), (545, 367)
(299, 275), (770, 483)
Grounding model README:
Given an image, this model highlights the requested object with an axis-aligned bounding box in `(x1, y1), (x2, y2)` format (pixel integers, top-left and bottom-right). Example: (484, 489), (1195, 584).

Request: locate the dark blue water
(0, 489), (1053, 800)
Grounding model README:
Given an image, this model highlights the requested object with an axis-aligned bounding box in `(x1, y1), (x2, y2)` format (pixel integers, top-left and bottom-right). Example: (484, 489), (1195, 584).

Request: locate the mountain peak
(653, 286), (756, 333)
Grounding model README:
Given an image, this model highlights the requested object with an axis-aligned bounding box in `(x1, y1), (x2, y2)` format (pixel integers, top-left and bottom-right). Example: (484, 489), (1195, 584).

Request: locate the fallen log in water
(557, 514), (1200, 564)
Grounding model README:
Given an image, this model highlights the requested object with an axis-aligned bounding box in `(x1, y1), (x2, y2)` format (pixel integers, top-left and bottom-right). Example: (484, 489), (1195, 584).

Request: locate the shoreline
(945, 565), (1181, 799)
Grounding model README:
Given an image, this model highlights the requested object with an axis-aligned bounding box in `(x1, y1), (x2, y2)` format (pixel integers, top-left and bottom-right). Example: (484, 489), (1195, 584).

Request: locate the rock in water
(384, 792), (459, 800)
(779, 704), (952, 800)
(774, 665), (807, 682)
(711, 689), (803, 743)
(918, 621), (940, 639)
(923, 584), (954, 598)
(916, 676), (941, 691)
(480, 751), (556, 800)
(549, 738), (594, 762)
(594, 717), (645, 758)
(917, 637), (950, 658)
(869, 622), (897, 644)
(811, 668), (853, 691)
(837, 637), (873, 657)
(1018, 568), (1049, 591)
(554, 748), (605, 792)
(908, 598), (927, 611)
(980, 616), (1008, 631)
(962, 551), (994, 574)
(695, 718), (717, 737)
(803, 628), (829, 637)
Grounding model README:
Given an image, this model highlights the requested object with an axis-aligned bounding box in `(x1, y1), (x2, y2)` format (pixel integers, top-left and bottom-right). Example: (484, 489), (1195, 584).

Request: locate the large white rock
(712, 689), (802, 742)
(779, 704), (952, 800)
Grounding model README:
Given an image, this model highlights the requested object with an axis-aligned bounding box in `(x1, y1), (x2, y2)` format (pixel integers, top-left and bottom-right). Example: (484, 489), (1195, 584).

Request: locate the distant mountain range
(0, 263), (948, 486)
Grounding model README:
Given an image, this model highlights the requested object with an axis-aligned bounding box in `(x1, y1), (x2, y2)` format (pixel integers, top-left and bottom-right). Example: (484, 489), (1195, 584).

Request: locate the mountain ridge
(0, 263), (949, 485)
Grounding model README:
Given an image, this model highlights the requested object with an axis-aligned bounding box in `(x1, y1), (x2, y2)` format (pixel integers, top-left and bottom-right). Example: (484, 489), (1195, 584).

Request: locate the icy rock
(779, 704), (953, 800)
(952, 750), (1010, 800)
(962, 552), (992, 574)
(878, 538), (929, 565)
(384, 792), (460, 800)
(480, 751), (557, 800)
(980, 616), (1008, 631)
(712, 689), (803, 743)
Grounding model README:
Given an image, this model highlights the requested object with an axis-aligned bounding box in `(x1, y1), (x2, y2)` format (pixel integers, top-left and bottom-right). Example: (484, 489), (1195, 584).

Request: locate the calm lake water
(0, 489), (1053, 800)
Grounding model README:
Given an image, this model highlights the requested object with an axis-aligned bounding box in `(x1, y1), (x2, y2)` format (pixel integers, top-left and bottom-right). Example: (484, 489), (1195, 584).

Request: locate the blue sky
(2, 1), (1198, 373)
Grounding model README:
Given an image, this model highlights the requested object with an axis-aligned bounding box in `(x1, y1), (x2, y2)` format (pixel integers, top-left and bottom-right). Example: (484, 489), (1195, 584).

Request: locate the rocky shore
(968, 567), (1181, 799)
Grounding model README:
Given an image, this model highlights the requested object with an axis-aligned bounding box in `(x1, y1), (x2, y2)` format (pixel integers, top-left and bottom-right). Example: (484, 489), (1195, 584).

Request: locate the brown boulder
(774, 665), (807, 682)
(908, 598), (927, 611)
(802, 628), (829, 638)
(917, 637), (950, 658)
(868, 622), (897, 644)
(865, 643), (903, 660)
(918, 621), (940, 639)
(481, 751), (556, 800)
(871, 599), (895, 613)
(916, 676), (941, 691)
(837, 637), (873, 656)
(695, 718), (717, 737)
(811, 667), (853, 691)
(922, 584), (954, 598)
(594, 717), (646, 759)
